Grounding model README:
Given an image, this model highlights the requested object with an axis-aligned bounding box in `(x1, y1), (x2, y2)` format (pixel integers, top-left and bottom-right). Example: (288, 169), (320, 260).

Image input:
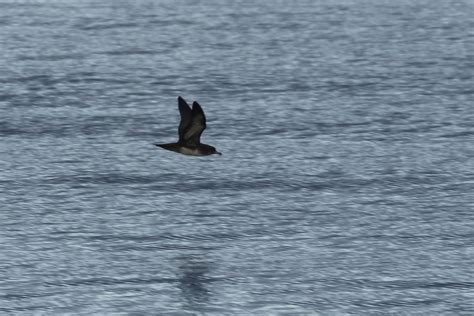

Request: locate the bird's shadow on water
(176, 255), (214, 310)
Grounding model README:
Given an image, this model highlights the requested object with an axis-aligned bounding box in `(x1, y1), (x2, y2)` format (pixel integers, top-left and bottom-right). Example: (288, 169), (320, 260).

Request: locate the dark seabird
(155, 96), (221, 156)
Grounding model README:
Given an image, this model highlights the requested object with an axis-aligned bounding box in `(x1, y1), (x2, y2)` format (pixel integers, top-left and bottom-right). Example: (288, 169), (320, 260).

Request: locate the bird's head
(203, 144), (221, 156)
(211, 146), (222, 156)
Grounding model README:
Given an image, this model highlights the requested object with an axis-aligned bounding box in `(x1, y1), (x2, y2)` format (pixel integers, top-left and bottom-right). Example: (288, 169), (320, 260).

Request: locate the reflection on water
(177, 256), (212, 308)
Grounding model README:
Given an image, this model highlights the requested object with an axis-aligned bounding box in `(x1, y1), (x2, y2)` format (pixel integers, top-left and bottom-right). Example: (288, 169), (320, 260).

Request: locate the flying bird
(155, 96), (221, 156)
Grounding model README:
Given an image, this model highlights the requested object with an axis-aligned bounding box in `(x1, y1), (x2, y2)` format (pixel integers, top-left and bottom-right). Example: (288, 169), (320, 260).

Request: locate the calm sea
(1, 0), (473, 314)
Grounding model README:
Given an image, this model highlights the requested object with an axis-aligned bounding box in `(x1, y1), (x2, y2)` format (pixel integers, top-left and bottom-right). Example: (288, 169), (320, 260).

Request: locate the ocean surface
(1, 0), (473, 314)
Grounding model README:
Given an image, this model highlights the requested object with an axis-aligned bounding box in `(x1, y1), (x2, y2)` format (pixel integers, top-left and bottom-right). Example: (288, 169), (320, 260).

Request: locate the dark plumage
(155, 96), (221, 156)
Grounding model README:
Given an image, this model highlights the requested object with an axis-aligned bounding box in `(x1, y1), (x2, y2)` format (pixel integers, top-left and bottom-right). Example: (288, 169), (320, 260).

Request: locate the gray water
(1, 0), (473, 314)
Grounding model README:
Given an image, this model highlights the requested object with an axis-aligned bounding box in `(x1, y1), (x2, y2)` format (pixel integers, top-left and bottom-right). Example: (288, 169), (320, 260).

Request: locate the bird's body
(156, 142), (217, 156)
(155, 97), (221, 156)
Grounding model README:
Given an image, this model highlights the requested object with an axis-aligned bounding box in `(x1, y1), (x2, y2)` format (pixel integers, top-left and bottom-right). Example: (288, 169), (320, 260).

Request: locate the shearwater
(155, 96), (222, 156)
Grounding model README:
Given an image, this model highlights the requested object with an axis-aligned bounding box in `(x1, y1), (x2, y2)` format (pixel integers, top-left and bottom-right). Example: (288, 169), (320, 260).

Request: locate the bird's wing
(182, 101), (206, 146)
(177, 96), (192, 142)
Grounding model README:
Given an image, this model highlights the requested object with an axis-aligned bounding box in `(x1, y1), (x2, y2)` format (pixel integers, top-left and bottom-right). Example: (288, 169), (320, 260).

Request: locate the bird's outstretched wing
(177, 96), (192, 142)
(182, 101), (206, 146)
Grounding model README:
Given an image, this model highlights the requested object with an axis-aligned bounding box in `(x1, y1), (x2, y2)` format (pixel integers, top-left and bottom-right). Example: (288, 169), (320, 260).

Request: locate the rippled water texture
(1, 0), (473, 314)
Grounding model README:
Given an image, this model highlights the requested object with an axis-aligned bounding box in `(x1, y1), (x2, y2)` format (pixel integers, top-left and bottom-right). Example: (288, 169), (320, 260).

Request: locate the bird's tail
(155, 143), (180, 153)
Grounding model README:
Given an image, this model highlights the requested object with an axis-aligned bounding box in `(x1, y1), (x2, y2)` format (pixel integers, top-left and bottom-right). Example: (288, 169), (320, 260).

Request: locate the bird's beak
(215, 151), (222, 155)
